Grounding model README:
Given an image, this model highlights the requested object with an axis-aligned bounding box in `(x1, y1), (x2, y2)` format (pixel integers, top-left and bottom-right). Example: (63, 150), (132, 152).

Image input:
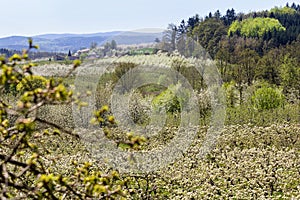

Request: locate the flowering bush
(1, 44), (298, 199)
(0, 40), (127, 199)
(251, 86), (285, 110)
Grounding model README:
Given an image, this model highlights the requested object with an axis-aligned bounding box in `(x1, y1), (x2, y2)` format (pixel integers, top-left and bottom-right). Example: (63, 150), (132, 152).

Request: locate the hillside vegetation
(0, 2), (299, 199)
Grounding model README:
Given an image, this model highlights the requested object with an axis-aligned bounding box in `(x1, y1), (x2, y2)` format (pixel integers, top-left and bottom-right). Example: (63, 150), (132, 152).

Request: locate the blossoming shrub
(251, 86), (285, 110)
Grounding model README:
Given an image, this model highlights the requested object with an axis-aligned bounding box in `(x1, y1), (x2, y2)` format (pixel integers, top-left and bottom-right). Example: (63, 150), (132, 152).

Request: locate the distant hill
(0, 31), (163, 53)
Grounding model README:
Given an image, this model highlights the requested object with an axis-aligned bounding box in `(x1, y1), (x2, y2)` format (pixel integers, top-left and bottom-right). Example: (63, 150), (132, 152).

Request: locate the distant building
(73, 48), (90, 57)
(66, 50), (78, 60)
(68, 55), (79, 60)
(54, 54), (65, 61)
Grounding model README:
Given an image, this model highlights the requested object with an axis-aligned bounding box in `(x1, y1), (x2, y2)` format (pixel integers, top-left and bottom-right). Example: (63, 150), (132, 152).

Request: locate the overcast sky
(0, 0), (294, 37)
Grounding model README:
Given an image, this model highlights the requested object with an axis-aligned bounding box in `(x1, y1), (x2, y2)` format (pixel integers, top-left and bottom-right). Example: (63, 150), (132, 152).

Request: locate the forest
(0, 2), (299, 200)
(159, 2), (300, 97)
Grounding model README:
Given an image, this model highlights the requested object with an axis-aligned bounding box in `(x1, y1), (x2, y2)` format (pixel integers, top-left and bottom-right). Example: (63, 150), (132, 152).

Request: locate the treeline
(0, 48), (21, 58)
(0, 48), (66, 60)
(161, 2), (300, 56)
(159, 2), (300, 102)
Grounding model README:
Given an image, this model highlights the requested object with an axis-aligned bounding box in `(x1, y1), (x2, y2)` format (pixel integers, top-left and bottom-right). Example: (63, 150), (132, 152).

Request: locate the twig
(35, 117), (79, 138)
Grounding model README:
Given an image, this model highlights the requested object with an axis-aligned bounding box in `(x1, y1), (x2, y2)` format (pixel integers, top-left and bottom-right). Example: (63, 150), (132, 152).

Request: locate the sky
(0, 0), (295, 38)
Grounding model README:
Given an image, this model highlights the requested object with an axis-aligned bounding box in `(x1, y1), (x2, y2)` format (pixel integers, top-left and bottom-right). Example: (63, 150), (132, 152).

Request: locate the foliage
(160, 24), (177, 52)
(222, 81), (238, 107)
(0, 40), (128, 199)
(0, 48), (67, 61)
(113, 62), (137, 81)
(128, 91), (151, 125)
(123, 123), (300, 199)
(1, 46), (299, 198)
(228, 17), (286, 38)
(251, 86), (285, 110)
(279, 55), (300, 94)
(128, 48), (156, 55)
(168, 2), (300, 62)
(270, 6), (297, 15)
(2, 2), (300, 195)
(16, 75), (48, 93)
(152, 84), (190, 113)
(112, 62), (137, 93)
(192, 18), (227, 57)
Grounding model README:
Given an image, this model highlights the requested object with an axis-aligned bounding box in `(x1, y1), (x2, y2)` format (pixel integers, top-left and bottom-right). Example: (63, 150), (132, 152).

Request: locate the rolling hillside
(0, 31), (163, 53)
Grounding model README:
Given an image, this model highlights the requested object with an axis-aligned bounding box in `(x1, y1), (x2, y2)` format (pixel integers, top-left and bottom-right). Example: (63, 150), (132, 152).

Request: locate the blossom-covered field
(28, 54), (300, 199)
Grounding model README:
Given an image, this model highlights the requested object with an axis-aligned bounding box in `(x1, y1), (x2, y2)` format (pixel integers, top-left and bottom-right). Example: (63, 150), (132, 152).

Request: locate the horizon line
(0, 28), (165, 39)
